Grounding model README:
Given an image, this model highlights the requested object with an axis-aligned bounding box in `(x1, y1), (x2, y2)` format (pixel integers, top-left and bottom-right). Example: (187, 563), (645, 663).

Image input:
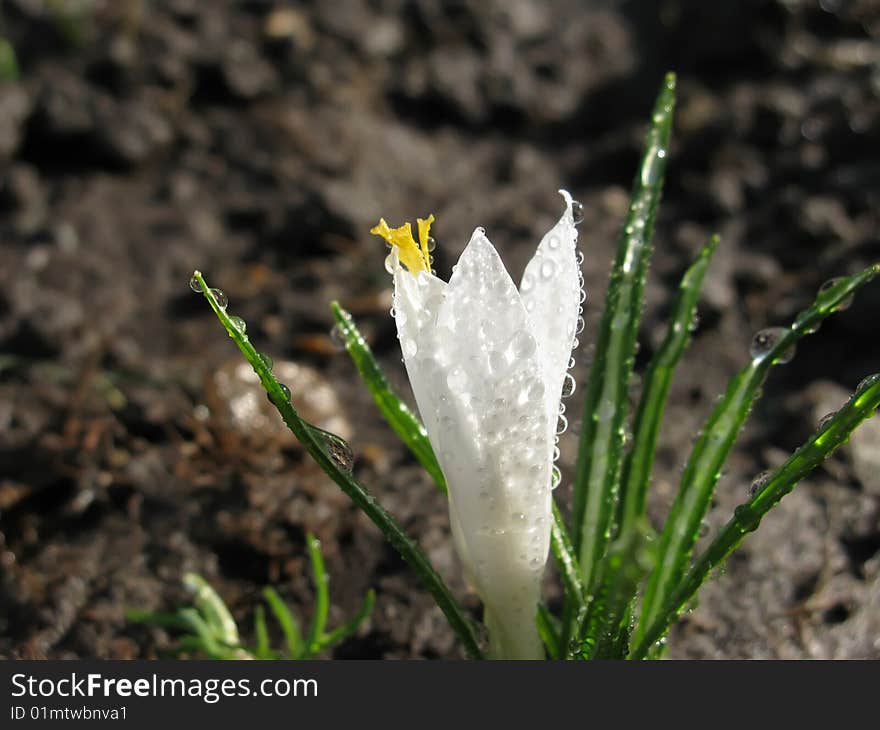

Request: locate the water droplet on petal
(402, 338), (418, 358)
(229, 315), (246, 334)
(189, 275), (203, 292)
(540, 260), (557, 280)
(572, 200), (585, 225)
(750, 327), (794, 363)
(211, 288), (228, 309)
(561, 373), (576, 398)
(575, 316), (585, 334)
(551, 465), (561, 490)
(548, 235), (561, 250)
(447, 366), (468, 392)
(521, 272), (535, 293)
(426, 236), (437, 252)
(384, 254), (395, 274)
(556, 414), (568, 435)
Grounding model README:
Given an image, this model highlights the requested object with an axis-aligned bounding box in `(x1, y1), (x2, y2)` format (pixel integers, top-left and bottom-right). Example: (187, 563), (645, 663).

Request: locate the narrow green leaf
(183, 572), (239, 646)
(262, 587), (303, 659)
(178, 608), (238, 659)
(576, 520), (655, 660)
(253, 605), (271, 659)
(193, 271), (483, 659)
(125, 609), (192, 632)
(630, 372), (880, 658)
(618, 234), (720, 535)
(330, 302), (447, 493)
(536, 604), (562, 660)
(571, 72), (676, 595)
(550, 501), (586, 606)
(634, 265), (880, 649)
(0, 38), (19, 82)
(304, 534), (330, 657)
(319, 589), (376, 651)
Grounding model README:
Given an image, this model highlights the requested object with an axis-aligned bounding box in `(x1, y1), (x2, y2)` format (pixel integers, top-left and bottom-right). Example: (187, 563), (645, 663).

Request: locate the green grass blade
(550, 500), (588, 653)
(630, 372), (880, 659)
(634, 264), (880, 649)
(304, 534), (330, 657)
(618, 234), (720, 535)
(330, 302), (447, 493)
(571, 73), (676, 593)
(319, 589), (376, 651)
(576, 520), (655, 660)
(178, 608), (238, 659)
(262, 587), (303, 659)
(192, 271), (483, 659)
(550, 501), (586, 606)
(183, 572), (239, 646)
(253, 605), (271, 659)
(125, 609), (193, 632)
(536, 604), (562, 660)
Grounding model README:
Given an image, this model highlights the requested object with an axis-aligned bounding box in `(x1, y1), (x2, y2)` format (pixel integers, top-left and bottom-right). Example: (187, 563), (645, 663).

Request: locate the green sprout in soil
(128, 535), (374, 659)
(190, 73), (880, 659)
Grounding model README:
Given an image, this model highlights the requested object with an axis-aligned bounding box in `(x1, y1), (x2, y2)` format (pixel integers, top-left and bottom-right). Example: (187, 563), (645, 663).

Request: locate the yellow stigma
(371, 214), (435, 274)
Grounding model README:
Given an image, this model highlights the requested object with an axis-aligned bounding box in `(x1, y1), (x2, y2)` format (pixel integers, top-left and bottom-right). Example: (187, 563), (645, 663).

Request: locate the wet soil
(1, 0), (878, 659)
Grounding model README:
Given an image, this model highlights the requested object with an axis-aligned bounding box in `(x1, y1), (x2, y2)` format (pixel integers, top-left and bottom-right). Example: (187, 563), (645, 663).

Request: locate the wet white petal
(519, 190), (582, 439)
(387, 195), (582, 659)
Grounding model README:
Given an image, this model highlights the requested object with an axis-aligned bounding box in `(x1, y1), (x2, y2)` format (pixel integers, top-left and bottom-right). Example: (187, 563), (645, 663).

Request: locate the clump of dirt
(1, 0), (878, 659)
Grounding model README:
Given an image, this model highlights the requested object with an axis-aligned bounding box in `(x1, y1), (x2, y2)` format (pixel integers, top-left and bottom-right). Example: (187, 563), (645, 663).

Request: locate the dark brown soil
(1, 0), (878, 659)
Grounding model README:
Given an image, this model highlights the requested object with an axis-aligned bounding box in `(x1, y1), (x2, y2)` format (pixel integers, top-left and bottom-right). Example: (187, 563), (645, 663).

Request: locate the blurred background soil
(0, 0), (878, 659)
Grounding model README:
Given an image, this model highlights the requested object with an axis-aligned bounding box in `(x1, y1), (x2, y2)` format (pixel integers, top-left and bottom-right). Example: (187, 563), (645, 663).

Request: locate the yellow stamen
(371, 214), (436, 274)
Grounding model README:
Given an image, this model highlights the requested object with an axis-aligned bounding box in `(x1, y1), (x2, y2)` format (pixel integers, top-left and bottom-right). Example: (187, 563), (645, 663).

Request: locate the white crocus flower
(372, 191), (583, 659)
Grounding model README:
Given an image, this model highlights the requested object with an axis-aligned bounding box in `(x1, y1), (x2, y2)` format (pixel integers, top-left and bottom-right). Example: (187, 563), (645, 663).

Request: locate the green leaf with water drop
(630, 372), (880, 658)
(618, 234), (720, 535)
(570, 72), (675, 595)
(330, 301), (447, 493)
(577, 519), (655, 660)
(191, 271), (483, 659)
(634, 264), (880, 650)
(550, 501), (587, 618)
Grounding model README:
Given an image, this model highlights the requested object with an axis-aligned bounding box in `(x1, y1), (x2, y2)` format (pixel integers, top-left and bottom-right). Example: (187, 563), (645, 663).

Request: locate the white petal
(519, 190), (582, 442)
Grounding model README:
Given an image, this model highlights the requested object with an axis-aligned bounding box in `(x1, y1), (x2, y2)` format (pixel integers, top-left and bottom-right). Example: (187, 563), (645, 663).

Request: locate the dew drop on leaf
(210, 288), (228, 310)
(189, 275), (202, 293)
(258, 352), (274, 371)
(749, 470), (771, 497)
(749, 327), (793, 363)
(321, 431), (354, 473)
(329, 323), (347, 350)
(229, 315), (246, 335)
(818, 411), (837, 430)
(819, 277), (854, 311)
